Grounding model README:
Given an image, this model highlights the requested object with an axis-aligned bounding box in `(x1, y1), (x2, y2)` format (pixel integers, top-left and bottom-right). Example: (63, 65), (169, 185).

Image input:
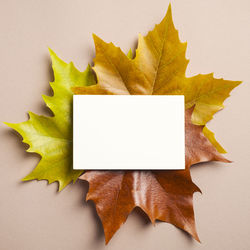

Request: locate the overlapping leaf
(80, 169), (200, 243)
(5, 3), (241, 244)
(73, 5), (241, 243)
(5, 50), (96, 190)
(79, 108), (230, 243)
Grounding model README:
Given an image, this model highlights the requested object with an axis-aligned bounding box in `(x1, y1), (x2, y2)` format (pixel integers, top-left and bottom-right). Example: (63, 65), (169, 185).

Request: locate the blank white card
(73, 95), (185, 170)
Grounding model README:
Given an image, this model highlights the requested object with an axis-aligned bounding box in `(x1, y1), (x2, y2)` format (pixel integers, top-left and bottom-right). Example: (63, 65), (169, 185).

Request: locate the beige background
(0, 0), (250, 249)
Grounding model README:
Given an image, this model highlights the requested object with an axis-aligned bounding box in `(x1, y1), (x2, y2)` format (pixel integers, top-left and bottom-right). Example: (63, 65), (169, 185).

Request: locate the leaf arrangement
(5, 4), (241, 244)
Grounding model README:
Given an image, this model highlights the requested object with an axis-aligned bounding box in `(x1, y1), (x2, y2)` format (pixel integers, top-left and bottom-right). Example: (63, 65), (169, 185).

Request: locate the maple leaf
(79, 108), (230, 244)
(5, 49), (96, 190)
(73, 4), (241, 243)
(80, 169), (200, 244)
(73, 6), (240, 152)
(4, 2), (241, 244)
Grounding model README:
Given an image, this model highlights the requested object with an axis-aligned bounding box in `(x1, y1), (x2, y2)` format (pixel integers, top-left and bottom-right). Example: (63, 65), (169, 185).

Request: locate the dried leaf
(80, 169), (200, 244)
(73, 6), (241, 127)
(73, 4), (241, 243)
(79, 108), (229, 243)
(185, 108), (229, 167)
(5, 3), (241, 243)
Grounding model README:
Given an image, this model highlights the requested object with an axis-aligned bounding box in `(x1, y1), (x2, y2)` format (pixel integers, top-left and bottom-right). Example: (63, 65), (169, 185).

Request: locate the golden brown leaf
(73, 6), (240, 127)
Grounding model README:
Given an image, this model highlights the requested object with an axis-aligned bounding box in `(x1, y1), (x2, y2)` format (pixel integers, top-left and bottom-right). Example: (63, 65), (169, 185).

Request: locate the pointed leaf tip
(48, 47), (56, 58)
(167, 3), (172, 14)
(127, 49), (133, 59)
(92, 33), (100, 42)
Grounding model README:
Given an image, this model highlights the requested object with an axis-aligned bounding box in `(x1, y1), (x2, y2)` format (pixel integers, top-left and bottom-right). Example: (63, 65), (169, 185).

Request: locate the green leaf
(4, 49), (96, 191)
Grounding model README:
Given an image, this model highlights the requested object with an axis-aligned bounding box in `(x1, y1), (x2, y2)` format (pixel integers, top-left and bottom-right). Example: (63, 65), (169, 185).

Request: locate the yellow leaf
(5, 50), (96, 190)
(203, 126), (227, 154)
(134, 5), (188, 94)
(73, 4), (241, 145)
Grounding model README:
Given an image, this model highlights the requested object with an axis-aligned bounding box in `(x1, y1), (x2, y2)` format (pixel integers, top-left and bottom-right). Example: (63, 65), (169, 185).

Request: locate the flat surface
(73, 95), (185, 170)
(0, 0), (250, 249)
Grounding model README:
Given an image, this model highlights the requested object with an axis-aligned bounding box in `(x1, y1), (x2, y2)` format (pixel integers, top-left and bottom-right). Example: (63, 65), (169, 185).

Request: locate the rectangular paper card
(73, 95), (185, 170)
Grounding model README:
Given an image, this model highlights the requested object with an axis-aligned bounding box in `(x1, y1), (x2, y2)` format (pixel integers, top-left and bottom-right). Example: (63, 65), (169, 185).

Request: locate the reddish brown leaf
(185, 108), (229, 167)
(80, 108), (228, 243)
(80, 169), (200, 244)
